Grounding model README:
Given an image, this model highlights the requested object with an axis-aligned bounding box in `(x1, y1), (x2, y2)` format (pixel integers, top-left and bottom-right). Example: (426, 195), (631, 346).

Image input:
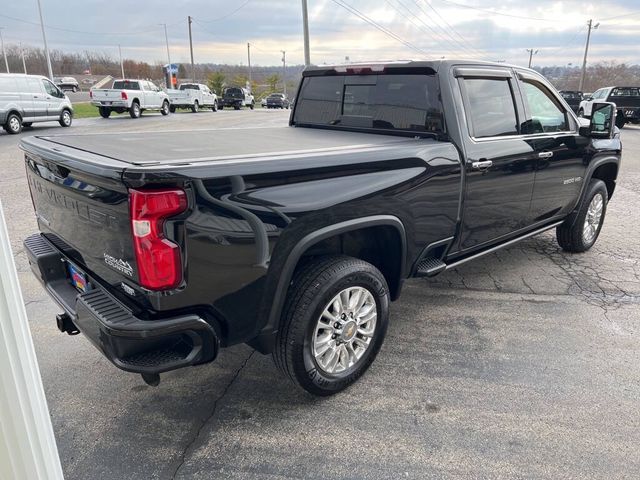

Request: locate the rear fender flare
(265, 215), (407, 336)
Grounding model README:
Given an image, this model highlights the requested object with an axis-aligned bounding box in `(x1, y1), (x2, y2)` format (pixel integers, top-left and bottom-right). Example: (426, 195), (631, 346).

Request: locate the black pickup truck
(22, 60), (621, 396)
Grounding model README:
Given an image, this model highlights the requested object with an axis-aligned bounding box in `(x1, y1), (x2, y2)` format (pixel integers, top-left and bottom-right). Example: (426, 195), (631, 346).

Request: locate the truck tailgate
(21, 136), (139, 289)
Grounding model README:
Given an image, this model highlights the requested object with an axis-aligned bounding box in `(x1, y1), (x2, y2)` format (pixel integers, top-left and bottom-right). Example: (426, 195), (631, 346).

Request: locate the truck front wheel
(556, 179), (608, 253)
(273, 255), (389, 396)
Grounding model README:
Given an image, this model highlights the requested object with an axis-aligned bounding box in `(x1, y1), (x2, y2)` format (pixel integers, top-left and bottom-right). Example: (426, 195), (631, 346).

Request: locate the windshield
(113, 80), (140, 90)
(269, 94), (283, 98)
(293, 73), (444, 136)
(561, 91), (582, 99)
(179, 84), (199, 90)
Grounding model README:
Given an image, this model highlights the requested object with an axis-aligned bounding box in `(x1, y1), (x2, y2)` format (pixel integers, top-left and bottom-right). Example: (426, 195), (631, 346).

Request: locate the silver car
(0, 73), (74, 134)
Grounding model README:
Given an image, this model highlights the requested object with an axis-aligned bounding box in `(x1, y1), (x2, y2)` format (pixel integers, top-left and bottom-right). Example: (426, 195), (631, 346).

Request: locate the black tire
(219, 105), (224, 110)
(212, 100), (218, 112)
(59, 109), (73, 127)
(556, 179), (608, 253)
(191, 100), (199, 113)
(22, 122), (33, 128)
(169, 105), (176, 113)
(273, 255), (390, 396)
(615, 113), (626, 129)
(249, 102), (255, 110)
(99, 107), (111, 118)
(129, 101), (141, 119)
(234, 105), (240, 110)
(577, 108), (585, 118)
(160, 100), (170, 116)
(3, 112), (22, 134)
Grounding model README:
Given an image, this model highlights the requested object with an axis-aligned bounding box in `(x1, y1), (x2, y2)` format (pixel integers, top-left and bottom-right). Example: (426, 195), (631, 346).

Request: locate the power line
(390, 0), (483, 58)
(330, 0), (431, 57)
(0, 12), (181, 37)
(197, 0), (252, 23)
(433, 0), (570, 23)
(419, 0), (487, 57)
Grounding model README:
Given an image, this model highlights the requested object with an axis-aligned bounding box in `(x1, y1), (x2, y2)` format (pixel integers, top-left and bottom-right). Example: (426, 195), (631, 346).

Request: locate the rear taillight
(129, 188), (187, 290)
(121, 91), (128, 100)
(89, 90), (93, 98)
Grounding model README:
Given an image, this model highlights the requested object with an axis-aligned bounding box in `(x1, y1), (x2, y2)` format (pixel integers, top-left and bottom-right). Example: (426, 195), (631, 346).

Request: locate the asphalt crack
(169, 350), (255, 480)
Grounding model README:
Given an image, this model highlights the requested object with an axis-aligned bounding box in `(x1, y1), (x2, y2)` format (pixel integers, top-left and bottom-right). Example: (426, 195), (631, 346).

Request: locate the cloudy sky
(1, 0), (639, 67)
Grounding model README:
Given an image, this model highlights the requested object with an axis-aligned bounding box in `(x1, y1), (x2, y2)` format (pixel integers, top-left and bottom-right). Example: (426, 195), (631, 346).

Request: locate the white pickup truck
(90, 79), (170, 118)
(167, 83), (218, 113)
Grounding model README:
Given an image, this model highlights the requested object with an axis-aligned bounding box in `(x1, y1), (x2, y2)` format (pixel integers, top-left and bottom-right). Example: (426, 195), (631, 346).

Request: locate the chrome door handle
(538, 151), (554, 159)
(471, 160), (493, 170)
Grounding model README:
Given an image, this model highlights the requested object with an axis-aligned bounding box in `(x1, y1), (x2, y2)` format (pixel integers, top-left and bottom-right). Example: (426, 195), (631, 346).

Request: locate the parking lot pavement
(1, 115), (639, 479)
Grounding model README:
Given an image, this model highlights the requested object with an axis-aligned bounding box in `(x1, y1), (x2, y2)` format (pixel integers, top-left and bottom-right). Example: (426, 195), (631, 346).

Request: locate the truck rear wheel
(615, 112), (626, 129)
(169, 105), (176, 113)
(556, 179), (608, 253)
(191, 100), (199, 113)
(273, 255), (389, 396)
(129, 101), (141, 119)
(98, 107), (111, 118)
(212, 101), (218, 112)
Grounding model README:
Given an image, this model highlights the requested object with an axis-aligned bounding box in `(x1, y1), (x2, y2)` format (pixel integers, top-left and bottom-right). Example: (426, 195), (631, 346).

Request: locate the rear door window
(0, 77), (18, 92)
(462, 78), (519, 138)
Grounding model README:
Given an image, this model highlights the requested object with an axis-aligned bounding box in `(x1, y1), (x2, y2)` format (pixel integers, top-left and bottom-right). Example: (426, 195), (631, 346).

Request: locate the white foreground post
(0, 201), (64, 480)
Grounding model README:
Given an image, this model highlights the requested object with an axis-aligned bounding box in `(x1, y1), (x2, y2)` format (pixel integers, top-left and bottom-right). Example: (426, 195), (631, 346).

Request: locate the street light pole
(579, 19), (599, 92)
(281, 50), (286, 97)
(247, 43), (252, 88)
(301, 0), (311, 66)
(20, 42), (27, 73)
(0, 28), (9, 73)
(188, 16), (195, 81)
(36, 0), (53, 79)
(118, 45), (124, 78)
(161, 23), (171, 70)
(526, 48), (538, 68)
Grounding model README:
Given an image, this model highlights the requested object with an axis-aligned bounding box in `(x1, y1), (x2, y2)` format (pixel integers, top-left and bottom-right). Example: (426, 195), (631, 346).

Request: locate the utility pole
(188, 16), (195, 81)
(579, 19), (599, 92)
(0, 28), (8, 73)
(301, 0), (311, 66)
(526, 48), (538, 68)
(281, 50), (286, 97)
(118, 45), (124, 79)
(20, 42), (27, 73)
(247, 43), (252, 88)
(36, 0), (53, 79)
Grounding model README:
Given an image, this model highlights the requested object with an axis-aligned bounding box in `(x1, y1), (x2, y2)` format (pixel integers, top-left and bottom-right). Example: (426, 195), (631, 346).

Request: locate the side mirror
(579, 102), (616, 139)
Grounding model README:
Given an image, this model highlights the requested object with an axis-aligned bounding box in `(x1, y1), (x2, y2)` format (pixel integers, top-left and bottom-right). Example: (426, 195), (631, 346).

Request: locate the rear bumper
(91, 100), (129, 108)
(24, 233), (219, 375)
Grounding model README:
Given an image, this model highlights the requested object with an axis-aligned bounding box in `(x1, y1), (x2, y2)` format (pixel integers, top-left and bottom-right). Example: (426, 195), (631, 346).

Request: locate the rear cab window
(293, 72), (444, 136)
(113, 80), (140, 90)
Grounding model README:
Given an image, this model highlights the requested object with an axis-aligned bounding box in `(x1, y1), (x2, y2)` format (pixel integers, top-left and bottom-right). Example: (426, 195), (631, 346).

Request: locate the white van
(0, 73), (74, 134)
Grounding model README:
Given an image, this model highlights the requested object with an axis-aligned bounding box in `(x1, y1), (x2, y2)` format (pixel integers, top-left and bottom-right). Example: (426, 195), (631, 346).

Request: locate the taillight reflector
(121, 91), (128, 100)
(129, 188), (187, 290)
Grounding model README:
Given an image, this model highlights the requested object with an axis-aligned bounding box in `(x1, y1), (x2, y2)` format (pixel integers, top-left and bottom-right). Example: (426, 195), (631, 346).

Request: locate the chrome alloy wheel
(312, 286), (377, 375)
(583, 193), (604, 244)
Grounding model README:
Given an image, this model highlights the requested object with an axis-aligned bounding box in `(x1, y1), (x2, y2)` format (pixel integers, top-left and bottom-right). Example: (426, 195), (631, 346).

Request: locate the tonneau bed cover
(22, 126), (415, 167)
